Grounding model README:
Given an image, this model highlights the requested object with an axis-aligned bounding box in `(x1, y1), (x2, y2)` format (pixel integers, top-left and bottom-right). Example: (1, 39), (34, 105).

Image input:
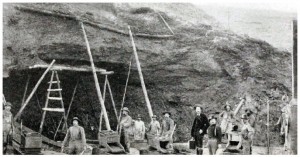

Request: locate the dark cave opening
(3, 67), (126, 141)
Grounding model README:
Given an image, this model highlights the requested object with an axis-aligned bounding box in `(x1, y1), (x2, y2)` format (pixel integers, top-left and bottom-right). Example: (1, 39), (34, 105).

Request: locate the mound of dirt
(3, 3), (291, 145)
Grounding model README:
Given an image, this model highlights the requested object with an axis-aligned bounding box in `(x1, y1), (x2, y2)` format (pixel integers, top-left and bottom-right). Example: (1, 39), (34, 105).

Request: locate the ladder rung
(48, 81), (60, 84)
(47, 89), (62, 92)
(48, 97), (63, 100)
(42, 108), (65, 112)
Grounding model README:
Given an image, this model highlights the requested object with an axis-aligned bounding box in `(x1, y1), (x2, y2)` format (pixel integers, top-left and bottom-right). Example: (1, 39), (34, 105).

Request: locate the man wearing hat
(120, 107), (133, 153)
(237, 114), (255, 155)
(161, 111), (175, 139)
(191, 105), (209, 155)
(148, 115), (161, 135)
(3, 102), (13, 154)
(133, 114), (146, 140)
(61, 117), (87, 154)
(206, 116), (222, 155)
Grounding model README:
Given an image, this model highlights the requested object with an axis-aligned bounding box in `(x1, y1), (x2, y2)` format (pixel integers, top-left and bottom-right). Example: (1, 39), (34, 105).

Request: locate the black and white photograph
(1, 0), (298, 155)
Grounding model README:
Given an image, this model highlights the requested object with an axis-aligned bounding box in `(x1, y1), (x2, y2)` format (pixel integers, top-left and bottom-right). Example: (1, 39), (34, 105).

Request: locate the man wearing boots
(191, 105), (209, 155)
(120, 107), (133, 153)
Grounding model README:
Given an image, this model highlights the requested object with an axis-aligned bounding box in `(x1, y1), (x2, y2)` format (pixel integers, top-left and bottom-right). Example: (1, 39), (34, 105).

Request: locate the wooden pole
(158, 12), (174, 35)
(107, 79), (119, 122)
(233, 97), (246, 116)
(99, 75), (107, 131)
(14, 60), (55, 121)
(3, 94), (6, 104)
(81, 22), (111, 130)
(128, 26), (154, 119)
(66, 79), (79, 120)
(117, 60), (132, 132)
(267, 99), (270, 154)
(21, 75), (31, 106)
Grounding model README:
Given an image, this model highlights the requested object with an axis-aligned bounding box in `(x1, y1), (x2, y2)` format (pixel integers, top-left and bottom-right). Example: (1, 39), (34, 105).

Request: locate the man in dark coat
(191, 105), (209, 155)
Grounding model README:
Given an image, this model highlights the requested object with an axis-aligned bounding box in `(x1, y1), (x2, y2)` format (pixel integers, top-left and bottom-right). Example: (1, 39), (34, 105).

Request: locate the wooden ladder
(39, 70), (67, 139)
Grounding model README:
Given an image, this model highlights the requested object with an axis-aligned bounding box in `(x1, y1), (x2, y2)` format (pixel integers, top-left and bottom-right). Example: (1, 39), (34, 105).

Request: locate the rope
(117, 57), (133, 132)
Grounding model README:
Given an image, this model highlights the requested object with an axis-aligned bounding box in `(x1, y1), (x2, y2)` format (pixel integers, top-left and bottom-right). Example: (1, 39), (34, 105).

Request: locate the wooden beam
(66, 79), (79, 120)
(81, 22), (111, 130)
(128, 26), (154, 119)
(157, 12), (174, 35)
(29, 64), (107, 73)
(21, 75), (31, 106)
(99, 75), (107, 132)
(267, 99), (270, 154)
(14, 60), (55, 121)
(42, 108), (65, 112)
(15, 6), (174, 39)
(233, 97), (246, 116)
(117, 60), (132, 132)
(107, 78), (119, 123)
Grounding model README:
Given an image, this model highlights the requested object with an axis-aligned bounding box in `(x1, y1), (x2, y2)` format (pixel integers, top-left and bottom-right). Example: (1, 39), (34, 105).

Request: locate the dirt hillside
(3, 3), (291, 145)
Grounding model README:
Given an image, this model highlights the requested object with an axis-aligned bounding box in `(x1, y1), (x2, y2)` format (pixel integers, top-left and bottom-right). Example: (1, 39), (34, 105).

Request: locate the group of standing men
(119, 107), (175, 153)
(191, 99), (256, 155)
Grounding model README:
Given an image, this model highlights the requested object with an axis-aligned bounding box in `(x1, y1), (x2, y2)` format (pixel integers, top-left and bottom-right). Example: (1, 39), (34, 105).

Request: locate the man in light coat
(120, 107), (133, 153)
(134, 114), (146, 140)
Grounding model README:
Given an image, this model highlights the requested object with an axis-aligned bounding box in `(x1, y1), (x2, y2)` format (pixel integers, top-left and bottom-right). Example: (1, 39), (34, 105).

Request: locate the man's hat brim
(5, 102), (12, 106)
(193, 106), (203, 110)
(73, 117), (80, 121)
(162, 111), (171, 116)
(121, 109), (130, 112)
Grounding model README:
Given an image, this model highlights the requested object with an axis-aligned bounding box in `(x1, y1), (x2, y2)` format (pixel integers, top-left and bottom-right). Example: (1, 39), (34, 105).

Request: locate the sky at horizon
(193, 2), (297, 14)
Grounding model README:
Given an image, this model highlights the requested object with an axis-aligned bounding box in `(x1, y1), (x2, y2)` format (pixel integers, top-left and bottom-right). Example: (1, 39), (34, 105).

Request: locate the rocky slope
(3, 3), (292, 145)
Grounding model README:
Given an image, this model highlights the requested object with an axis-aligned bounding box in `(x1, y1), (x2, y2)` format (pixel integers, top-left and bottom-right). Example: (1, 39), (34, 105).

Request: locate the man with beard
(120, 107), (133, 153)
(191, 105), (209, 155)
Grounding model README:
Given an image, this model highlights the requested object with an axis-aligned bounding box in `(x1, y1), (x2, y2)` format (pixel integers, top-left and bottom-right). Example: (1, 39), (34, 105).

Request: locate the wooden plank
(81, 22), (111, 130)
(42, 108), (65, 112)
(14, 122), (62, 148)
(29, 64), (107, 73)
(14, 60), (56, 121)
(47, 89), (62, 92)
(48, 97), (63, 101)
(48, 81), (60, 84)
(128, 26), (154, 119)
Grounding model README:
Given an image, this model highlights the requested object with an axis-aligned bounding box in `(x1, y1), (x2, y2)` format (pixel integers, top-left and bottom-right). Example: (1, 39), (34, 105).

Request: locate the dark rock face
(3, 3), (292, 144)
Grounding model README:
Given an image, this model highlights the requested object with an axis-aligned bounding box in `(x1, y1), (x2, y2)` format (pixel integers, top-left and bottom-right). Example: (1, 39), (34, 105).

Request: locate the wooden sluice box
(13, 129), (42, 154)
(98, 130), (125, 154)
